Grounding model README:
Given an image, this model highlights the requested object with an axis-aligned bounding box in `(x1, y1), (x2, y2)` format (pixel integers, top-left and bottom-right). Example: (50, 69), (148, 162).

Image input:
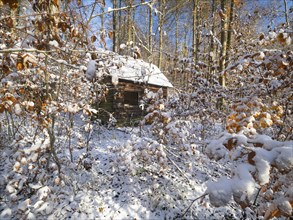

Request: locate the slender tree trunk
(183, 24), (188, 58)
(195, 1), (200, 64)
(219, 0), (227, 86)
(101, 4), (105, 48)
(127, 0), (133, 54)
(218, 0), (228, 109)
(226, 0), (234, 68)
(158, 0), (165, 69)
(175, 7), (179, 58)
(283, 0), (289, 27)
(113, 0), (118, 52)
(132, 7), (136, 45)
(127, 0), (132, 43)
(118, 0), (122, 53)
(192, 0), (198, 64)
(149, 4), (153, 54)
(208, 0), (216, 80)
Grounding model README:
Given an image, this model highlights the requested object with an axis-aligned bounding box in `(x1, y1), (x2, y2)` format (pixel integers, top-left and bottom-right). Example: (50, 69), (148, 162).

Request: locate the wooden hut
(96, 55), (173, 124)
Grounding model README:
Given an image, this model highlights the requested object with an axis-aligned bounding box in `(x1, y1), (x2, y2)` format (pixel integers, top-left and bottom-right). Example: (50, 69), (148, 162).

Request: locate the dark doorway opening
(124, 91), (139, 105)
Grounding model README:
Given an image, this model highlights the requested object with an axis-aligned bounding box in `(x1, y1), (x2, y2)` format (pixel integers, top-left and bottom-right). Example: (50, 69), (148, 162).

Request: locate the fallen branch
(166, 154), (190, 183)
(181, 193), (208, 218)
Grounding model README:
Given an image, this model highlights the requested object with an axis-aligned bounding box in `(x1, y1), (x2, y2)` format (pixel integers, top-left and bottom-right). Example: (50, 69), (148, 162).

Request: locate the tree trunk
(158, 0), (165, 69)
(192, 0), (198, 64)
(283, 0), (289, 27)
(149, 4), (153, 54)
(208, 0), (216, 80)
(101, 4), (105, 48)
(112, 0), (118, 52)
(195, 1), (200, 64)
(132, 6), (136, 45)
(127, 0), (133, 54)
(225, 0), (234, 68)
(175, 7), (179, 58)
(218, 0), (228, 109)
(118, 0), (122, 53)
(219, 0), (227, 86)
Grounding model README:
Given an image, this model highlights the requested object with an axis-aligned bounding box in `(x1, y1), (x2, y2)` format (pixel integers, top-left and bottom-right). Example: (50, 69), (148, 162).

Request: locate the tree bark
(219, 0), (227, 87)
(112, 0), (118, 52)
(218, 0), (228, 109)
(148, 4), (153, 54)
(195, 1), (200, 64)
(283, 0), (289, 27)
(192, 0), (198, 64)
(208, 0), (216, 80)
(127, 0), (133, 54)
(118, 0), (122, 53)
(226, 0), (234, 68)
(175, 7), (179, 58)
(158, 0), (165, 69)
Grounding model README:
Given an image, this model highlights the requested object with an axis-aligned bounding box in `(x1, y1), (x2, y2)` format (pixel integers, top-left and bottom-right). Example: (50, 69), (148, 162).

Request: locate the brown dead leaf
(37, 20), (45, 32)
(0, 104), (4, 113)
(224, 138), (236, 151)
(247, 151), (256, 165)
(108, 31), (113, 39)
(1, 0), (18, 10)
(52, 0), (60, 7)
(16, 53), (24, 70)
(2, 65), (10, 74)
(100, 33), (106, 48)
(5, 17), (14, 28)
(91, 35), (97, 43)
(259, 33), (265, 41)
(58, 22), (67, 32)
(218, 10), (227, 20)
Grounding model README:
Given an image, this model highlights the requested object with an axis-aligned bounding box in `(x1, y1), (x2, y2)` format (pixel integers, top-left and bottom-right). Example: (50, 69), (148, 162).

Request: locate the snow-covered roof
(109, 57), (173, 88)
(88, 48), (173, 88)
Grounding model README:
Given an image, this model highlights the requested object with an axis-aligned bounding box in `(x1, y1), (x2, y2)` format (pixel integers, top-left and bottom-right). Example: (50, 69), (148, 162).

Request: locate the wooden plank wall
(97, 76), (168, 124)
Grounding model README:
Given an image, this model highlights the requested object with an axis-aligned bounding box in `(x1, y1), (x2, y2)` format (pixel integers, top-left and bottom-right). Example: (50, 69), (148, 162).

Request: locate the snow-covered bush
(225, 29), (292, 140)
(226, 97), (284, 135)
(205, 132), (293, 219)
(111, 137), (169, 174)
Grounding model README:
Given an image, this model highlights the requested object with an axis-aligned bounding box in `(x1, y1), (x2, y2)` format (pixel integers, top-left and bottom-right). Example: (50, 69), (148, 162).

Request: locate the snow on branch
(92, 1), (153, 19)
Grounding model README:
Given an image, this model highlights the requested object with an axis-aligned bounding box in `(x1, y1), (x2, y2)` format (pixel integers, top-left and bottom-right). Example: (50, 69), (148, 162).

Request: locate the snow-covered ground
(0, 118), (245, 220)
(1, 115), (292, 219)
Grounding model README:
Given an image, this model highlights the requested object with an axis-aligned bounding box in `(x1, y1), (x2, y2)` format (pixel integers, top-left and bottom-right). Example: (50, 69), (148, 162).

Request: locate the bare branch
(91, 1), (152, 19)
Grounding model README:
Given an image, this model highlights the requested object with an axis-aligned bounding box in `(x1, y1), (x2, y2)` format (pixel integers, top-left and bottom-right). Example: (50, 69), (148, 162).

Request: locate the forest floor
(0, 119), (248, 219)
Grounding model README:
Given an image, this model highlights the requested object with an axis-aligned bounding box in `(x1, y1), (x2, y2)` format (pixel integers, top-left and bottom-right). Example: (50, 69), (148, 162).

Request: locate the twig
(276, 101), (289, 140)
(91, 1), (153, 19)
(166, 155), (190, 183)
(181, 193), (208, 218)
(132, 25), (151, 55)
(164, 147), (180, 159)
(253, 187), (261, 206)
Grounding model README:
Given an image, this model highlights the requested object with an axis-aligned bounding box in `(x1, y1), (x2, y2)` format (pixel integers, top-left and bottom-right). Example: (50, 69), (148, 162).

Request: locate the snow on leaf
(29, 183), (43, 189)
(0, 208), (12, 218)
(207, 177), (233, 207)
(35, 201), (53, 214)
(273, 147), (293, 173)
(26, 212), (36, 220)
(86, 60), (97, 81)
(14, 103), (22, 115)
(111, 71), (119, 86)
(49, 40), (59, 48)
(37, 186), (51, 200)
(119, 44), (126, 50)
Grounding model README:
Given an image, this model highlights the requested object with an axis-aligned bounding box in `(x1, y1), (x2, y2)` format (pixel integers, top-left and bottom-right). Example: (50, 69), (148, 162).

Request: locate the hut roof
(93, 49), (173, 88)
(110, 57), (173, 88)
